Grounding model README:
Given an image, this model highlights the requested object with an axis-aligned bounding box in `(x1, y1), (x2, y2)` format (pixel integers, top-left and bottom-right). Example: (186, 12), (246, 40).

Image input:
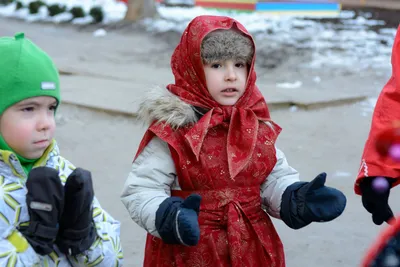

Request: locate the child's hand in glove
(19, 167), (64, 255)
(156, 194), (201, 246)
(56, 168), (96, 256)
(280, 172), (347, 229)
(360, 176), (395, 225)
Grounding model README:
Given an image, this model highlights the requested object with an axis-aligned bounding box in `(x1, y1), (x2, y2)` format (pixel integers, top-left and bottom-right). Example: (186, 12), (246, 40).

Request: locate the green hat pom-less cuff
(0, 32), (60, 115)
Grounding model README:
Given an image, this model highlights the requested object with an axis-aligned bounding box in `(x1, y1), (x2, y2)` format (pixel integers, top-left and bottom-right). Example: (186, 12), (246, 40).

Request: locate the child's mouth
(34, 140), (49, 146)
(222, 88), (237, 92)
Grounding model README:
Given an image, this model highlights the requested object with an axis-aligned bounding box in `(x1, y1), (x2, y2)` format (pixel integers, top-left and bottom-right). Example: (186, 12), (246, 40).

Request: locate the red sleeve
(361, 216), (399, 267)
(355, 27), (400, 195)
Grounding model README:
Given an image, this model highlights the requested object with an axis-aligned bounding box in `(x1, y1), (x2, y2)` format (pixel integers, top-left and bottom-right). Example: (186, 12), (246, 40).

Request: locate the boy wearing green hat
(0, 33), (123, 266)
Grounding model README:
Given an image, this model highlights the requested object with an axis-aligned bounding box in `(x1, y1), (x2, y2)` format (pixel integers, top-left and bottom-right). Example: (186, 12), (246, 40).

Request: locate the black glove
(55, 168), (96, 256)
(156, 194), (201, 246)
(360, 177), (394, 225)
(280, 172), (346, 230)
(19, 167), (64, 255)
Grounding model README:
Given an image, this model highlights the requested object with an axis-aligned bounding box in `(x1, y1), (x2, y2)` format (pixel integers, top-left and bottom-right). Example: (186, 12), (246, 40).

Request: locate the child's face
(0, 96), (57, 159)
(204, 59), (248, 106)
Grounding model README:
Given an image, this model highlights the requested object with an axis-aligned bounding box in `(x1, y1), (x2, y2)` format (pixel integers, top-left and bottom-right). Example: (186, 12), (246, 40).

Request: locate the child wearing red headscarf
(121, 15), (346, 266)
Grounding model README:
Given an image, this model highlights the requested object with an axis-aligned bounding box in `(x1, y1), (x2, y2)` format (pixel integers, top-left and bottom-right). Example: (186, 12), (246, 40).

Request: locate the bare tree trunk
(143, 0), (158, 18)
(124, 0), (158, 21)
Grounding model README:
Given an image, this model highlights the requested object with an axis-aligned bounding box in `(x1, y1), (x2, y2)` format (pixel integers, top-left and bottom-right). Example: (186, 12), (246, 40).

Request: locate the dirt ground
(55, 102), (400, 267)
(1, 15), (400, 267)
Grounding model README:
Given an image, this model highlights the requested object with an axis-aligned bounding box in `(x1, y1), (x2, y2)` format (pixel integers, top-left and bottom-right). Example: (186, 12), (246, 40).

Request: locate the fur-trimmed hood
(136, 86), (199, 129)
(136, 87), (276, 131)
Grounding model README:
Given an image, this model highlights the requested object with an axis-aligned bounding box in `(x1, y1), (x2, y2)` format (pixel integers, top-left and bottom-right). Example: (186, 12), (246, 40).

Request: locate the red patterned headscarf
(138, 15), (279, 179)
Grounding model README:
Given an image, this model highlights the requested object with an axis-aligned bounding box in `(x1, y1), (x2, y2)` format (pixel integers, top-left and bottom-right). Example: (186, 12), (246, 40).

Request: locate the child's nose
(224, 66), (237, 81)
(37, 112), (53, 131)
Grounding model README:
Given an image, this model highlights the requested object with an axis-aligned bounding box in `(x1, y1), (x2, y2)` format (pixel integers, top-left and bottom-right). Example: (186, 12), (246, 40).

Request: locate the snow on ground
(0, 0), (127, 23)
(149, 6), (395, 72)
(0, 1), (396, 85)
(1, 1), (394, 72)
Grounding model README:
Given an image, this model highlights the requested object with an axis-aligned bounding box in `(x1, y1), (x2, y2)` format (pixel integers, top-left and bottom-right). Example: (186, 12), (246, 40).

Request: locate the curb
(62, 99), (139, 118)
(62, 95), (369, 118)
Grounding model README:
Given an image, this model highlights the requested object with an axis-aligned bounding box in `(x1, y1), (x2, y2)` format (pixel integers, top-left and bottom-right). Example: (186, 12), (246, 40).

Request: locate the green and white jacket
(0, 140), (123, 267)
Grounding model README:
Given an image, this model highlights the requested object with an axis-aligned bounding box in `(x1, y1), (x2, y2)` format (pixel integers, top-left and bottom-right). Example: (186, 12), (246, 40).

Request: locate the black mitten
(360, 177), (394, 225)
(156, 194), (201, 246)
(19, 167), (64, 255)
(55, 168), (96, 256)
(280, 172), (346, 229)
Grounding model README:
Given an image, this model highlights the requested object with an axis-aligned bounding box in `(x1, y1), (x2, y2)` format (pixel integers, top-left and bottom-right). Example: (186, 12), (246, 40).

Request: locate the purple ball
(389, 143), (400, 161)
(372, 177), (389, 193)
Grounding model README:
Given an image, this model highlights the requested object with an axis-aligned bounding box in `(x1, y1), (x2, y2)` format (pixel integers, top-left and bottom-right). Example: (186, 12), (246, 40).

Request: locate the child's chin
(24, 150), (46, 160)
(218, 98), (239, 106)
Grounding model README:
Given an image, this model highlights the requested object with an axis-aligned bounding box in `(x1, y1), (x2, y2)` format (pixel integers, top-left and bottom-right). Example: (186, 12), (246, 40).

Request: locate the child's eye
(21, 107), (34, 112)
(211, 63), (221, 68)
(235, 63), (245, 68)
(49, 105), (57, 111)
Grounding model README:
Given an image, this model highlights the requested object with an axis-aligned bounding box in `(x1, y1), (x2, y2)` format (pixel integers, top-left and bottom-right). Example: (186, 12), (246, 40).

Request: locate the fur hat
(201, 29), (254, 65)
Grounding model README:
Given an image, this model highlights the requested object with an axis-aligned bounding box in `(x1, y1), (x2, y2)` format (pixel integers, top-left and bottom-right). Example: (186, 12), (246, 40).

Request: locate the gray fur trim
(201, 29), (254, 65)
(136, 86), (198, 129)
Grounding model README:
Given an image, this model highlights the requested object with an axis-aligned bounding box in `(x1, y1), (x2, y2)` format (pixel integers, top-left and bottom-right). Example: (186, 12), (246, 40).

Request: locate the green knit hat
(0, 32), (60, 115)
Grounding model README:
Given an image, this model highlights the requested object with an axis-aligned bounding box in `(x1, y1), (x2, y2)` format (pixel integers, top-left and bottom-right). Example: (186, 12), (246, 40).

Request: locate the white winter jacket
(0, 141), (123, 267)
